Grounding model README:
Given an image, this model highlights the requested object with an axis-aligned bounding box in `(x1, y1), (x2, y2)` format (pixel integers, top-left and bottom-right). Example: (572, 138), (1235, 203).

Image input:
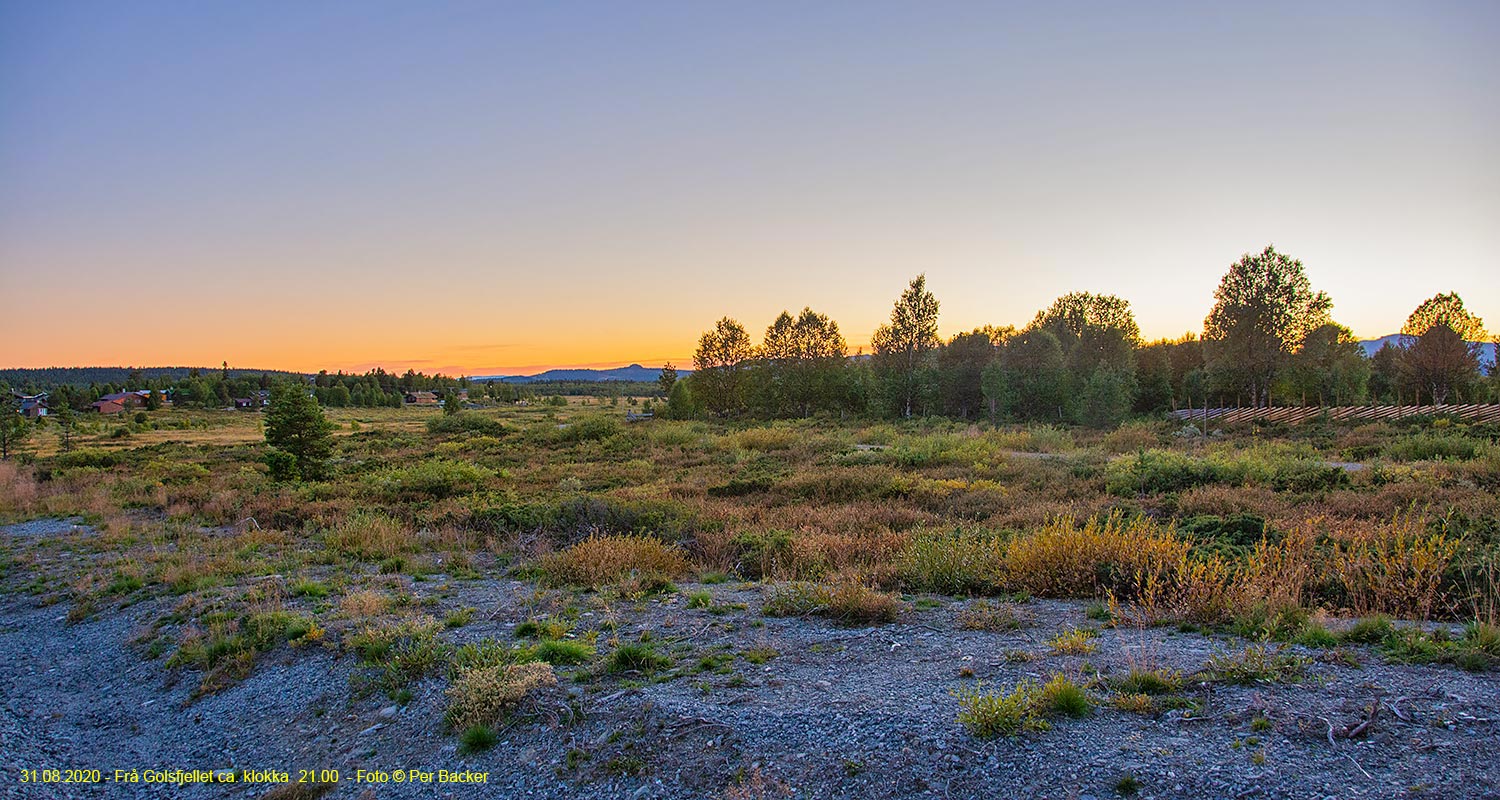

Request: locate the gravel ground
(3, 522), (1499, 800)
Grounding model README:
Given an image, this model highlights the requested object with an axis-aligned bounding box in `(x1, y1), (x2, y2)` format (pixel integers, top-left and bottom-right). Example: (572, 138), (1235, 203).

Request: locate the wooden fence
(1167, 404), (1500, 426)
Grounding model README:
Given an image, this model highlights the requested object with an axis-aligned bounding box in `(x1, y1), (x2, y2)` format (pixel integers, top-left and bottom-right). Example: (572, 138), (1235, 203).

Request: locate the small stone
(378, 705), (399, 719)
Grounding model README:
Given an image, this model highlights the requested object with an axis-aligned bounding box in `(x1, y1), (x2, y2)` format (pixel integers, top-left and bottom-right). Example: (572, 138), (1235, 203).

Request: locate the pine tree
(264, 382), (334, 480)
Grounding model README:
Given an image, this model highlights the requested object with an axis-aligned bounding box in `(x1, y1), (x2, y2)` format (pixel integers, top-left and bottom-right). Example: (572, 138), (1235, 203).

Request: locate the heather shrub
(989, 425), (1074, 453)
(708, 457), (787, 497)
(538, 534), (691, 588)
(1099, 422), (1161, 454)
(550, 495), (697, 541)
(733, 426), (800, 452)
(1105, 450), (1239, 495)
(1178, 513), (1273, 559)
(1383, 433), (1484, 463)
(779, 466), (908, 503)
(729, 530), (796, 580)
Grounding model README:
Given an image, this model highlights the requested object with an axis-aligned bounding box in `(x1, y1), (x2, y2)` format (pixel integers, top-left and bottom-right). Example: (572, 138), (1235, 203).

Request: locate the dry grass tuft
(539, 533), (691, 588)
(324, 511), (413, 560)
(340, 589), (394, 618)
(445, 661), (557, 731)
(763, 575), (902, 624)
(957, 600), (1030, 631)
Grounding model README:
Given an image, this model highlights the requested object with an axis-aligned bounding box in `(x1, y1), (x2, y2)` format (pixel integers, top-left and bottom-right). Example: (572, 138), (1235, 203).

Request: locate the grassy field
(1, 402), (1498, 749)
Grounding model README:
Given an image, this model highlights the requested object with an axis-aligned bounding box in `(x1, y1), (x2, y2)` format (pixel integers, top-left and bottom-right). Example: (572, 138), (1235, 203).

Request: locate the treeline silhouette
(662, 247), (1497, 426)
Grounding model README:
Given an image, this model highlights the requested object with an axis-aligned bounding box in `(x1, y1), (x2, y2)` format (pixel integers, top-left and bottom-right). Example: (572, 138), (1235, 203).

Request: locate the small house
(90, 399), (126, 415)
(404, 390), (440, 405)
(13, 392), (48, 418)
(100, 392), (146, 409)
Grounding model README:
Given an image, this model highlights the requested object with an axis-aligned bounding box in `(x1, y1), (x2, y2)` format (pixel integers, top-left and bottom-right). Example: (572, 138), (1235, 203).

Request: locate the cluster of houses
(233, 391), (272, 410)
(11, 386), (472, 417)
(402, 389), (469, 405)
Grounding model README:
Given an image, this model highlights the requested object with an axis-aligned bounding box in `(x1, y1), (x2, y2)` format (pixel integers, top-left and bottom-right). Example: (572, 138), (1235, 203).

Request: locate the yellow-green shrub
(1002, 515), (1187, 599)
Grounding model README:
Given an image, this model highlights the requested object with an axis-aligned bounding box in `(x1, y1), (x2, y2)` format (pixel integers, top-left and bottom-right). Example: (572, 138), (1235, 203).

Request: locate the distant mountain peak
(1358, 335), (1496, 368)
(470, 364), (689, 384)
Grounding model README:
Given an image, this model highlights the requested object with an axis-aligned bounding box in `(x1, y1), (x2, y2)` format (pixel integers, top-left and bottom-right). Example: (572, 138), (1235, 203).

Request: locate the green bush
(54, 448), (121, 469)
(1179, 513), (1272, 559)
(894, 530), (1004, 595)
(955, 674), (1096, 737)
(1383, 433), (1484, 462)
(730, 530), (795, 580)
(365, 459), (495, 501)
(779, 466), (908, 503)
(555, 415), (621, 444)
(1038, 673), (1092, 717)
(1105, 450), (1238, 495)
(427, 413), (507, 437)
(551, 495), (697, 541)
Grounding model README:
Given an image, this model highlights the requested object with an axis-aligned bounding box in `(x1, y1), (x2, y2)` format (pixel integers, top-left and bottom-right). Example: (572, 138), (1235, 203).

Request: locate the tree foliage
(657, 364), (678, 398)
(1203, 246), (1331, 406)
(872, 275), (941, 418)
(1401, 324), (1481, 405)
(937, 331), (996, 419)
(986, 329), (1068, 422)
(0, 400), (30, 460)
(1401, 292), (1487, 341)
(753, 307), (848, 417)
(1034, 292), (1140, 376)
(691, 317), (754, 416)
(1289, 323), (1370, 406)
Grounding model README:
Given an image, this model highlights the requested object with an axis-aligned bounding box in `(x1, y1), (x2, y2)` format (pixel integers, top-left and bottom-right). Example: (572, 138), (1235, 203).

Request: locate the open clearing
(1, 404), (1498, 798)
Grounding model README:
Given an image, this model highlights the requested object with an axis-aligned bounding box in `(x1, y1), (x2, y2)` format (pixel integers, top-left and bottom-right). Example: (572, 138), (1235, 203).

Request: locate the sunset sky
(2, 1), (1497, 376)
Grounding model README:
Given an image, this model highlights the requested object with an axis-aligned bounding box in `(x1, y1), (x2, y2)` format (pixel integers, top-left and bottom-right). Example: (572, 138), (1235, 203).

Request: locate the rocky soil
(2, 520), (1498, 800)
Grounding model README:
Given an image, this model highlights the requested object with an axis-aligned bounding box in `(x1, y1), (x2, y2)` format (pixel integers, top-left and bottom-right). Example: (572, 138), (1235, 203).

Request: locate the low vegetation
(0, 376), (1497, 762)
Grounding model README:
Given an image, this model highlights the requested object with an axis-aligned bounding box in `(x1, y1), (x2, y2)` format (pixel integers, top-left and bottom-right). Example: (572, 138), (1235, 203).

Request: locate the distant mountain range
(471, 364), (686, 384)
(1358, 335), (1497, 369)
(481, 339), (1498, 383)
